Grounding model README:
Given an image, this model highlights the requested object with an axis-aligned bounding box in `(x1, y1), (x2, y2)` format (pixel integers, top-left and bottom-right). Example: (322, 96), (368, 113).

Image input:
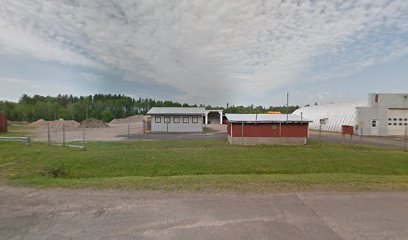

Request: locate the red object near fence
(0, 114), (7, 132)
(342, 125), (354, 135)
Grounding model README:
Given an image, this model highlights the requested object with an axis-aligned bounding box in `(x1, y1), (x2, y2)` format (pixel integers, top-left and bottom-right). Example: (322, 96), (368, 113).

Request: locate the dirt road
(1, 187), (408, 240)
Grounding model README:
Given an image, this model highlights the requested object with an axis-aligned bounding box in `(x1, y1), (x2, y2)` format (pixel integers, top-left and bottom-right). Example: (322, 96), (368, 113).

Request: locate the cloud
(0, 0), (407, 104)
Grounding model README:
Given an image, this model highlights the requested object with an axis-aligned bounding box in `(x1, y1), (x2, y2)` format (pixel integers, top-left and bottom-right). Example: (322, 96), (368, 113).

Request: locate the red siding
(0, 114), (7, 132)
(228, 122), (308, 138)
(342, 125), (354, 135)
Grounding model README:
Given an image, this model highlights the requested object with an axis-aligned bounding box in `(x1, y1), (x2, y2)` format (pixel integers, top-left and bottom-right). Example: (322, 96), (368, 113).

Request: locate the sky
(0, 0), (407, 107)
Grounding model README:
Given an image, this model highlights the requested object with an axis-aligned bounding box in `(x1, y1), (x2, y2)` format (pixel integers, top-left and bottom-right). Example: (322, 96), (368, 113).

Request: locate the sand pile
(29, 119), (80, 127)
(109, 115), (148, 125)
(80, 118), (109, 128)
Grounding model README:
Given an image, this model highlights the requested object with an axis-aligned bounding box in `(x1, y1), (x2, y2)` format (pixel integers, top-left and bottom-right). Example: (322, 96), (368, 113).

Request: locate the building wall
(227, 123), (309, 138)
(294, 93), (408, 136)
(228, 135), (306, 145)
(293, 102), (364, 132)
(356, 93), (408, 136)
(151, 115), (203, 132)
(0, 114), (7, 132)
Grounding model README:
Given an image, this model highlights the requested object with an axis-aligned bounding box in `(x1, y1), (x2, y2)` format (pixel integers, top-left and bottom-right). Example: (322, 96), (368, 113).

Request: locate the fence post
(47, 121), (50, 145)
(62, 122), (65, 147)
(127, 122), (130, 149)
(404, 125), (407, 152)
(359, 121), (363, 150)
(82, 125), (86, 150)
(241, 123), (244, 146)
(318, 122), (322, 147)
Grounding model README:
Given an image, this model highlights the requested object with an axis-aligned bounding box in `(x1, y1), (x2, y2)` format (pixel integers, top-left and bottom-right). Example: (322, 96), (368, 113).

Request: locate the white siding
(151, 115), (203, 133)
(293, 102), (364, 132)
(294, 93), (408, 136)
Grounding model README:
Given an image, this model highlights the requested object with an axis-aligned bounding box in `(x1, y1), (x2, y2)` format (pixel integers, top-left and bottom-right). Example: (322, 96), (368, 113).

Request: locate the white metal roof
(293, 101), (366, 132)
(225, 114), (312, 123)
(147, 107), (206, 115)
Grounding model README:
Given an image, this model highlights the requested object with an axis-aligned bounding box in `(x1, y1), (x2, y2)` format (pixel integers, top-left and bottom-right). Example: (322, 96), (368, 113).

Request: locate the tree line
(0, 94), (299, 123)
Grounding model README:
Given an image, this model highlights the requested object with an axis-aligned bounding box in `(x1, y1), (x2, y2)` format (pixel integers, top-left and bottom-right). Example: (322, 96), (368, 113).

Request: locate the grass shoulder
(1, 139), (407, 192)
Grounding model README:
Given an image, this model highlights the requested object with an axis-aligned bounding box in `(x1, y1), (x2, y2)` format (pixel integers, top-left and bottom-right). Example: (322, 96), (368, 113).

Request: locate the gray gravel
(1, 186), (408, 240)
(309, 130), (408, 148)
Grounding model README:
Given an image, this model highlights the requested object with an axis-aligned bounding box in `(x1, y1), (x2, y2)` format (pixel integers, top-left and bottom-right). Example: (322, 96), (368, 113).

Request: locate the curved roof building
(293, 93), (408, 136)
(293, 102), (366, 132)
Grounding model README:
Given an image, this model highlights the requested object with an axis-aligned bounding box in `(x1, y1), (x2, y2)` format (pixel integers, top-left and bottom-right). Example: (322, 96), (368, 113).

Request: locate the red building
(226, 114), (312, 145)
(0, 114), (7, 133)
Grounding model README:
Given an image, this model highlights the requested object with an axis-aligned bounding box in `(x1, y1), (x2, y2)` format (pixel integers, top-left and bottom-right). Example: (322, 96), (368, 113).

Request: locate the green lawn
(1, 139), (408, 192)
(0, 124), (36, 137)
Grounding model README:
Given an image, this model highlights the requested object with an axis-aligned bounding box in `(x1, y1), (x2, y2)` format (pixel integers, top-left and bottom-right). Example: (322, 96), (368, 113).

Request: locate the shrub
(42, 167), (67, 178)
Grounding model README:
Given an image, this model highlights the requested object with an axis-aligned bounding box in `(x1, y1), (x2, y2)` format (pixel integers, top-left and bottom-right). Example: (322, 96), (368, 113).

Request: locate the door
(370, 119), (379, 136)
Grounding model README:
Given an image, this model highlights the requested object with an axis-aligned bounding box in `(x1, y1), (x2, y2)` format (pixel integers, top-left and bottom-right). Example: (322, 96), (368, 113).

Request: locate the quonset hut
(225, 114), (312, 145)
(293, 93), (408, 136)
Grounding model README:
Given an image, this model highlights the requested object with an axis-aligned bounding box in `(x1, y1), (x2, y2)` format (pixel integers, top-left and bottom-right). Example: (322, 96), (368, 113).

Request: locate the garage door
(387, 109), (408, 136)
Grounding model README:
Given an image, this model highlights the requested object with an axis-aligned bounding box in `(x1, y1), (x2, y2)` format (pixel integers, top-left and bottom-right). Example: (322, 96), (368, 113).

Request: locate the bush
(42, 167), (67, 178)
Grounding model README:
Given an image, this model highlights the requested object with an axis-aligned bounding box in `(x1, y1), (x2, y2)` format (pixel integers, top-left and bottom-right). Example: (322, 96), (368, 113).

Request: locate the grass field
(0, 125), (35, 137)
(1, 137), (408, 191)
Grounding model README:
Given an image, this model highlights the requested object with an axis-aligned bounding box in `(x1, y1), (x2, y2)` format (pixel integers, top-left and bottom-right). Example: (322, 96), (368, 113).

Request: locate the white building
(293, 93), (408, 136)
(147, 107), (205, 133)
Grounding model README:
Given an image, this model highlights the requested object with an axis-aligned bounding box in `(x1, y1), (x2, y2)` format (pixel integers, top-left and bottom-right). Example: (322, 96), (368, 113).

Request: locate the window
(388, 123), (392, 126)
(394, 118), (397, 121)
(173, 117), (180, 123)
(394, 123), (397, 125)
(192, 117), (198, 123)
(399, 118), (403, 121)
(405, 118), (408, 121)
(399, 123), (403, 126)
(164, 116), (170, 123)
(183, 117), (189, 123)
(388, 118), (392, 121)
(155, 116), (161, 123)
(405, 123), (407, 126)
(371, 120), (378, 127)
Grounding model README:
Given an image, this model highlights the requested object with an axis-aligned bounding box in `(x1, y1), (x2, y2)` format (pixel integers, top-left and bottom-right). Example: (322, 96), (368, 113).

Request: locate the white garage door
(387, 109), (408, 136)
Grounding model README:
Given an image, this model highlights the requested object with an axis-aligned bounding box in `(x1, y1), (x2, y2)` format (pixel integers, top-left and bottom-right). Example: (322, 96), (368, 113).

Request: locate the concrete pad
(1, 187), (408, 240)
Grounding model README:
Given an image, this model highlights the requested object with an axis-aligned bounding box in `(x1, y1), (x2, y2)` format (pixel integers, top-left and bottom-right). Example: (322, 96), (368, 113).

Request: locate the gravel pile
(29, 119), (80, 127)
(80, 118), (109, 128)
(109, 115), (148, 125)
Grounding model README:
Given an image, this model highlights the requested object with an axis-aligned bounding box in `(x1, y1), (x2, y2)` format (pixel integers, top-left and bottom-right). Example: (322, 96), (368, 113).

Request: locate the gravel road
(1, 186), (408, 240)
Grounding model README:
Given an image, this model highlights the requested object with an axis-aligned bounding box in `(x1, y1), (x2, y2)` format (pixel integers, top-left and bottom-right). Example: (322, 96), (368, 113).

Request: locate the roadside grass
(1, 139), (408, 191)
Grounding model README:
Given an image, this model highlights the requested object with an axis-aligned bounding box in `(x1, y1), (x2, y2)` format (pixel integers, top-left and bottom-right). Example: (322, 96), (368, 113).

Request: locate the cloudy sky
(0, 0), (407, 106)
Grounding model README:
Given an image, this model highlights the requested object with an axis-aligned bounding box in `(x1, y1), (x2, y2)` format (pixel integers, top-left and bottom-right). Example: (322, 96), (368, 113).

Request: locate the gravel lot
(32, 124), (227, 142)
(1, 186), (408, 240)
(309, 130), (407, 148)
